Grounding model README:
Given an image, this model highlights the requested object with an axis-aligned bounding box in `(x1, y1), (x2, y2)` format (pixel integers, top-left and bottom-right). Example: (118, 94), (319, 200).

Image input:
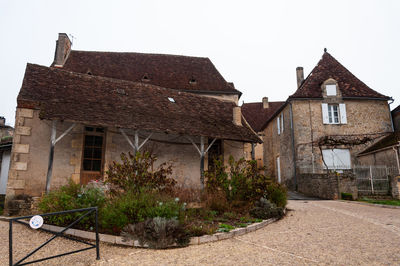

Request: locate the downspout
(388, 97), (395, 132)
(289, 101), (297, 190)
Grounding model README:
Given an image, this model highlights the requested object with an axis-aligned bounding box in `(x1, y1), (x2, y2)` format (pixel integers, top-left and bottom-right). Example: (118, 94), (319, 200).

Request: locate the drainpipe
(388, 98), (395, 132)
(289, 101), (297, 190)
(251, 143), (255, 160)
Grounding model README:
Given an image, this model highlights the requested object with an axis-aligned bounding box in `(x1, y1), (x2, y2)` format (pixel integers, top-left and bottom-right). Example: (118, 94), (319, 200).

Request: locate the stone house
(243, 51), (393, 191)
(5, 33), (260, 214)
(0, 117), (13, 207)
(357, 105), (400, 198)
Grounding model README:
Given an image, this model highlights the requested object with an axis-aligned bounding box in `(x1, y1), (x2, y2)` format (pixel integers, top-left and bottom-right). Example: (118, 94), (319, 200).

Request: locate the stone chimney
(296, 67), (304, 88)
(262, 97), (269, 109)
(0, 116), (5, 126)
(53, 33), (72, 67)
(233, 107), (242, 126)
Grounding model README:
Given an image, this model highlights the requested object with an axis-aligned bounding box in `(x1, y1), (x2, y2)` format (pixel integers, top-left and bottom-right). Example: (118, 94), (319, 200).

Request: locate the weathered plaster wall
(6, 111), (249, 205)
(262, 105), (294, 187)
(358, 148), (400, 170)
(292, 99), (393, 170)
(393, 111), (400, 131)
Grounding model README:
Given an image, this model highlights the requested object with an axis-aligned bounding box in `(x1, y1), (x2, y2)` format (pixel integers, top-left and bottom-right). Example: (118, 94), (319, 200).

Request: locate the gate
(354, 166), (395, 196)
(9, 207), (100, 266)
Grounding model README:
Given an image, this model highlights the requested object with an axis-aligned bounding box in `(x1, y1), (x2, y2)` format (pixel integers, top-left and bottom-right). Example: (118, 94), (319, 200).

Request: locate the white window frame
(277, 113), (284, 135)
(328, 104), (340, 124)
(322, 149), (351, 170)
(277, 116), (281, 135)
(322, 103), (347, 125)
(326, 84), (337, 96)
(276, 156), (281, 183)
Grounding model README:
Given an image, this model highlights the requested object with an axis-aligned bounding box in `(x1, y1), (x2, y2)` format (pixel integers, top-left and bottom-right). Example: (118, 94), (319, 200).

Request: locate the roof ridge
(70, 50), (210, 60)
(26, 63), (234, 105)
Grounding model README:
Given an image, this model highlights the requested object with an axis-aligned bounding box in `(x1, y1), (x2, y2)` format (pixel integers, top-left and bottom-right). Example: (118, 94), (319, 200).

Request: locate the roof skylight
(168, 97), (175, 103)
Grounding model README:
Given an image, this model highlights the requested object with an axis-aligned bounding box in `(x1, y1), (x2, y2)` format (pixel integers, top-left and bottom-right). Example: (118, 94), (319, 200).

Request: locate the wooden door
(81, 127), (106, 185)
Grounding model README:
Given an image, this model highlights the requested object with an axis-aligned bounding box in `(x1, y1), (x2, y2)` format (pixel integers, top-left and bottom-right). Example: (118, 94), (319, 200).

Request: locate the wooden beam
(45, 120), (57, 193)
(119, 128), (136, 152)
(251, 143), (255, 160)
(54, 123), (76, 144)
(200, 136), (205, 189)
(138, 132), (153, 151)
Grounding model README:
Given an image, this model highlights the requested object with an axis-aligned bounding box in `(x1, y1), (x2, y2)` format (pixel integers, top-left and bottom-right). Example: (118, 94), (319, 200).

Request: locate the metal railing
(9, 207), (100, 266)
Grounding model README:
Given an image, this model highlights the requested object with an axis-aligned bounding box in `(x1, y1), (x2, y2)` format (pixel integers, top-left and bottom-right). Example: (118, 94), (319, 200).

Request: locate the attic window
(141, 74), (150, 82)
(87, 71), (92, 75)
(326, 84), (337, 96)
(116, 88), (126, 95)
(168, 97), (175, 103)
(189, 78), (197, 84)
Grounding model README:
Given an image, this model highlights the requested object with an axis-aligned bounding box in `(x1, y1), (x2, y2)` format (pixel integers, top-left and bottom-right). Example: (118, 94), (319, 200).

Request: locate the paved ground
(1, 198), (400, 265)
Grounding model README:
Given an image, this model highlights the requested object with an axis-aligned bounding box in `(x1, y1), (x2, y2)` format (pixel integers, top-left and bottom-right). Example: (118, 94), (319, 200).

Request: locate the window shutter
(321, 103), (329, 124)
(277, 117), (280, 135)
(339, 103), (347, 124)
(281, 114), (284, 132)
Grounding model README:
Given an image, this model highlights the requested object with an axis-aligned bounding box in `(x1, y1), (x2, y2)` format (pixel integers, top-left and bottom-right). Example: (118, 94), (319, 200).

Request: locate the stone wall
(262, 99), (392, 190)
(262, 105), (295, 187)
(5, 109), (249, 214)
(297, 172), (357, 200)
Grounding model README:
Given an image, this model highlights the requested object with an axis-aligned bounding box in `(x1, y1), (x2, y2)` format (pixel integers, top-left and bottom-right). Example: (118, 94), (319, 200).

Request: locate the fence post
(9, 220), (12, 266)
(369, 166), (374, 194)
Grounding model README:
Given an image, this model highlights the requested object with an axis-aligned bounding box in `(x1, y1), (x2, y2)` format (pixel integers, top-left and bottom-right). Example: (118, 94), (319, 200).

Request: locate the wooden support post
(200, 136), (205, 189)
(45, 121), (76, 193)
(251, 143), (255, 160)
(134, 130), (139, 152)
(187, 136), (217, 190)
(45, 121), (56, 194)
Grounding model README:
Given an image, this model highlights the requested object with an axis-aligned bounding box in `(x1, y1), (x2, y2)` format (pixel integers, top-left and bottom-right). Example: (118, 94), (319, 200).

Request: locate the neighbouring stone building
(0, 117), (13, 208)
(243, 51), (394, 197)
(5, 33), (260, 214)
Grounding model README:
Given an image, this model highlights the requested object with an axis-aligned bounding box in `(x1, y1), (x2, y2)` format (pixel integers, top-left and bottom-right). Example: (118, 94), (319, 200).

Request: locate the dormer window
(142, 74), (150, 82)
(326, 84), (337, 96)
(189, 78), (197, 85)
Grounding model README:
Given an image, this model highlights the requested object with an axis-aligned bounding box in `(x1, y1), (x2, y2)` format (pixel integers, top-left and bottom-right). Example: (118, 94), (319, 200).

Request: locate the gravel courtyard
(1, 198), (399, 265)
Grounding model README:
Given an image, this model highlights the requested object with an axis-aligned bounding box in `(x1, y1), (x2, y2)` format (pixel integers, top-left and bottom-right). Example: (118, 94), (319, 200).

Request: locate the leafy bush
(100, 190), (184, 234)
(121, 217), (190, 249)
(264, 183), (287, 208)
(106, 152), (176, 195)
(205, 156), (272, 202)
(249, 198), (284, 220)
(341, 192), (353, 200)
(217, 223), (235, 232)
(38, 180), (106, 230)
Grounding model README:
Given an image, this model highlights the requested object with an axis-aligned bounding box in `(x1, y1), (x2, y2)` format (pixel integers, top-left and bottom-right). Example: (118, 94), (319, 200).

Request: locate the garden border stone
(0, 216), (279, 248)
(48, 217), (278, 247)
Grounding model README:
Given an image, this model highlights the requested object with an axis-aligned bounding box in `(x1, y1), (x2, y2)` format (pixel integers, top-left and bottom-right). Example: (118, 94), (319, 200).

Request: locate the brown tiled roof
(18, 64), (261, 143)
(289, 52), (390, 100)
(392, 104), (400, 114)
(60, 51), (241, 95)
(359, 132), (400, 155)
(242, 101), (286, 132)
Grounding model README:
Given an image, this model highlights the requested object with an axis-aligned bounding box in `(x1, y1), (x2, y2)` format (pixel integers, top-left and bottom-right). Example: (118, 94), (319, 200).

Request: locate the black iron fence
(9, 207), (100, 266)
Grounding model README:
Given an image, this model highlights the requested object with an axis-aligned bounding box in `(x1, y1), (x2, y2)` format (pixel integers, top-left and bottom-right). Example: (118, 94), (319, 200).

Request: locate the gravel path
(1, 199), (400, 265)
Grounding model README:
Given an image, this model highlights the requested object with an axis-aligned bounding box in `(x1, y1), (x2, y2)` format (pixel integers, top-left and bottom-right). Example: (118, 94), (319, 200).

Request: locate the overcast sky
(1, 0), (399, 126)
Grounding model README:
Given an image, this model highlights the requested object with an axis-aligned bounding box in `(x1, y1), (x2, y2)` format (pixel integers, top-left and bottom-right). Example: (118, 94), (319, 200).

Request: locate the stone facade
(297, 172), (357, 200)
(263, 99), (392, 189)
(5, 108), (247, 214)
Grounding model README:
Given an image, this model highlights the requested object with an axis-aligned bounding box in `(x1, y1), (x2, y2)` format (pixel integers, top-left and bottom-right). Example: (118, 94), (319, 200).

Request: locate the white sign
(29, 215), (43, 229)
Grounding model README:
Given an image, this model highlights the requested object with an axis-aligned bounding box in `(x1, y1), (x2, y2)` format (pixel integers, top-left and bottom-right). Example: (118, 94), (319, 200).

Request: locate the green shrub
(38, 180), (106, 230)
(121, 217), (190, 249)
(250, 197), (284, 220)
(217, 223), (235, 232)
(100, 190), (184, 234)
(205, 156), (272, 203)
(341, 192), (353, 200)
(106, 152), (176, 195)
(264, 183), (287, 208)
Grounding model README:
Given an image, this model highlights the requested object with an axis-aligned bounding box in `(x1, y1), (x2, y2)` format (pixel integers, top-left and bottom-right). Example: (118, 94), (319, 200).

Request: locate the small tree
(106, 152), (176, 195)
